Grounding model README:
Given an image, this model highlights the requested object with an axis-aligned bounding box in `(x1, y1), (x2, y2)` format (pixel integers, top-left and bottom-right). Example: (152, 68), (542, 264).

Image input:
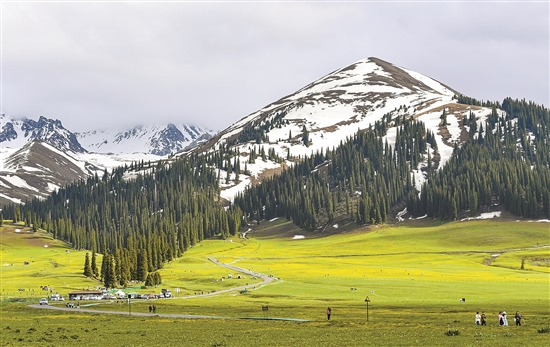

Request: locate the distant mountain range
(0, 114), (216, 156)
(0, 114), (216, 204)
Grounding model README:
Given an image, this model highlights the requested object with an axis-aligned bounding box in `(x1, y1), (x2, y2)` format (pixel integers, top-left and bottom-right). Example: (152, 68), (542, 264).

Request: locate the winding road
(28, 257), (302, 321)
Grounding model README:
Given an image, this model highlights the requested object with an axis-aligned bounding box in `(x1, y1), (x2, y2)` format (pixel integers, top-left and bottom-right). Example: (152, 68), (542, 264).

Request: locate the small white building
(68, 290), (102, 300)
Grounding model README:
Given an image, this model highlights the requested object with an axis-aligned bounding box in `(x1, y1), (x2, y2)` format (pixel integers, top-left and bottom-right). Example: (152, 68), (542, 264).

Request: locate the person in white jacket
(502, 311), (509, 326)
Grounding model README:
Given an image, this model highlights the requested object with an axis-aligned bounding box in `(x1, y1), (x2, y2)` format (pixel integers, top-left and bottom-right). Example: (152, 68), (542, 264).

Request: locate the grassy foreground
(1, 218), (549, 346)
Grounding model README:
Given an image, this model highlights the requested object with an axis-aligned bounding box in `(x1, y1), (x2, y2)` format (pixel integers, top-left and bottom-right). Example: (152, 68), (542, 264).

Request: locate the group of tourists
(475, 311), (522, 326)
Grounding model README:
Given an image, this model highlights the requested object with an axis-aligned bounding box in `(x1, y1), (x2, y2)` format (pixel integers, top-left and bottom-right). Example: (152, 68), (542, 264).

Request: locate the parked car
(39, 298), (48, 305)
(160, 289), (172, 298)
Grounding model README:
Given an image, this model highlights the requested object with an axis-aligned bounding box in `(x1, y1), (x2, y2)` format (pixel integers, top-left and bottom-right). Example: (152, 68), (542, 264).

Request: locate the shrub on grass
(445, 329), (460, 336)
(537, 326), (550, 334)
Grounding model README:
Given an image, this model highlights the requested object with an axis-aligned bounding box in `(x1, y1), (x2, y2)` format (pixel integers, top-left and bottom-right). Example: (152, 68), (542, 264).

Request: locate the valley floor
(1, 219), (549, 346)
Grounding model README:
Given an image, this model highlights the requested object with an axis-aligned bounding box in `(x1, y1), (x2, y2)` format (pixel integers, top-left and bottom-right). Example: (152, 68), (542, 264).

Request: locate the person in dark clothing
(514, 311), (522, 326)
(481, 311), (487, 326)
(326, 307), (331, 320)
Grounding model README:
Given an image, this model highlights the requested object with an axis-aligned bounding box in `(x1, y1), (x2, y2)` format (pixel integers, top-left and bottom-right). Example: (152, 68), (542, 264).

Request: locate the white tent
(114, 290), (125, 298)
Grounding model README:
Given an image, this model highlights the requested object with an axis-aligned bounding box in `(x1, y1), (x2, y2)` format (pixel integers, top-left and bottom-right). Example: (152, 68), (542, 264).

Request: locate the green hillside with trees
(2, 98), (549, 290)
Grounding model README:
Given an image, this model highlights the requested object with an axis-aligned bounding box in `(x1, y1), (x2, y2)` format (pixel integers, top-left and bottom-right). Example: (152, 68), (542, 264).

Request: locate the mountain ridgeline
(2, 56), (549, 288)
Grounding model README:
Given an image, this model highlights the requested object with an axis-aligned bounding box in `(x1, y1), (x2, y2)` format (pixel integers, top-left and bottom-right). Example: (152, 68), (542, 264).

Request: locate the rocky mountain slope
(0, 141), (97, 204)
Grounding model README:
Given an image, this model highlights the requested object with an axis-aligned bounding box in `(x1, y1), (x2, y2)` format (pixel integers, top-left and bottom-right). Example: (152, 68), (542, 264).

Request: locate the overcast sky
(1, 1), (548, 132)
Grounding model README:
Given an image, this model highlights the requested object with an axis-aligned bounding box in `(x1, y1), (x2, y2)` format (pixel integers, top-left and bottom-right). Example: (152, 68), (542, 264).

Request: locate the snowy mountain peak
(1, 114), (86, 153)
(191, 57), (496, 203)
(292, 57), (455, 100)
(200, 57), (457, 154)
(77, 123), (216, 156)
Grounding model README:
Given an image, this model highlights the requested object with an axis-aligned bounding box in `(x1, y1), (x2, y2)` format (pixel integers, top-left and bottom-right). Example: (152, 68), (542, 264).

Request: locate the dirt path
(156, 257), (276, 299)
(28, 304), (225, 319)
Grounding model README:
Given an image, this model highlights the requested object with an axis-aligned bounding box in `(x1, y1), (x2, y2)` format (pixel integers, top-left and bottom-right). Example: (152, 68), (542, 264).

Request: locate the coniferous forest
(3, 97), (549, 287)
(235, 98), (549, 227)
(2, 155), (243, 287)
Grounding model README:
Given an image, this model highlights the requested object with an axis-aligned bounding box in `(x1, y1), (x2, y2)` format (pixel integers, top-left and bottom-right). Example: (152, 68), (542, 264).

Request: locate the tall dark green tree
(102, 254), (117, 289)
(136, 249), (148, 282)
(91, 250), (99, 278)
(83, 252), (93, 278)
(302, 125), (309, 146)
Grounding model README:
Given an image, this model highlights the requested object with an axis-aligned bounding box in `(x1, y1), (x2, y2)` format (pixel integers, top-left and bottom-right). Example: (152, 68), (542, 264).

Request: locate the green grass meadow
(1, 218), (549, 346)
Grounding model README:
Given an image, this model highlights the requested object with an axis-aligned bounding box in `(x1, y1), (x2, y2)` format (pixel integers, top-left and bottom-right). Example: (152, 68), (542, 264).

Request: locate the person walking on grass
(326, 307), (331, 320)
(502, 311), (509, 326)
(481, 311), (486, 326)
(475, 312), (481, 325)
(498, 311), (504, 326)
(514, 311), (522, 326)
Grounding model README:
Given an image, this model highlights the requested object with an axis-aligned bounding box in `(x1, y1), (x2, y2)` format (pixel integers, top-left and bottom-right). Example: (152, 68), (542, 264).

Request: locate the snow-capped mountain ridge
(192, 57), (492, 202)
(0, 115), (86, 153)
(0, 113), (216, 156)
(203, 57), (458, 154)
(76, 123), (216, 156)
(0, 140), (95, 204)
(0, 114), (216, 205)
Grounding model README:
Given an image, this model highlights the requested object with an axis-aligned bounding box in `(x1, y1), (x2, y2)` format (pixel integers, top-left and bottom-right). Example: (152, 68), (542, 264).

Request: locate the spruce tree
(100, 252), (108, 281)
(154, 271), (162, 286)
(145, 272), (154, 287)
(302, 125), (309, 146)
(137, 249), (148, 282)
(83, 252), (93, 277)
(91, 250), (98, 278)
(103, 254), (117, 289)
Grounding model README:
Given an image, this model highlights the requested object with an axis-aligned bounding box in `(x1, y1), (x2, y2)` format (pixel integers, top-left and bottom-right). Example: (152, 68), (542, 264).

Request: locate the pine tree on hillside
(91, 250), (98, 278)
(102, 254), (117, 289)
(83, 252), (93, 278)
(440, 109), (448, 126)
(302, 125), (309, 147)
(136, 249), (148, 282)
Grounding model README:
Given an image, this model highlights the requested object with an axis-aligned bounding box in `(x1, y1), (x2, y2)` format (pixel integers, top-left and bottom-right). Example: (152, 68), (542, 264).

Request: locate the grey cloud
(2, 2), (548, 132)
